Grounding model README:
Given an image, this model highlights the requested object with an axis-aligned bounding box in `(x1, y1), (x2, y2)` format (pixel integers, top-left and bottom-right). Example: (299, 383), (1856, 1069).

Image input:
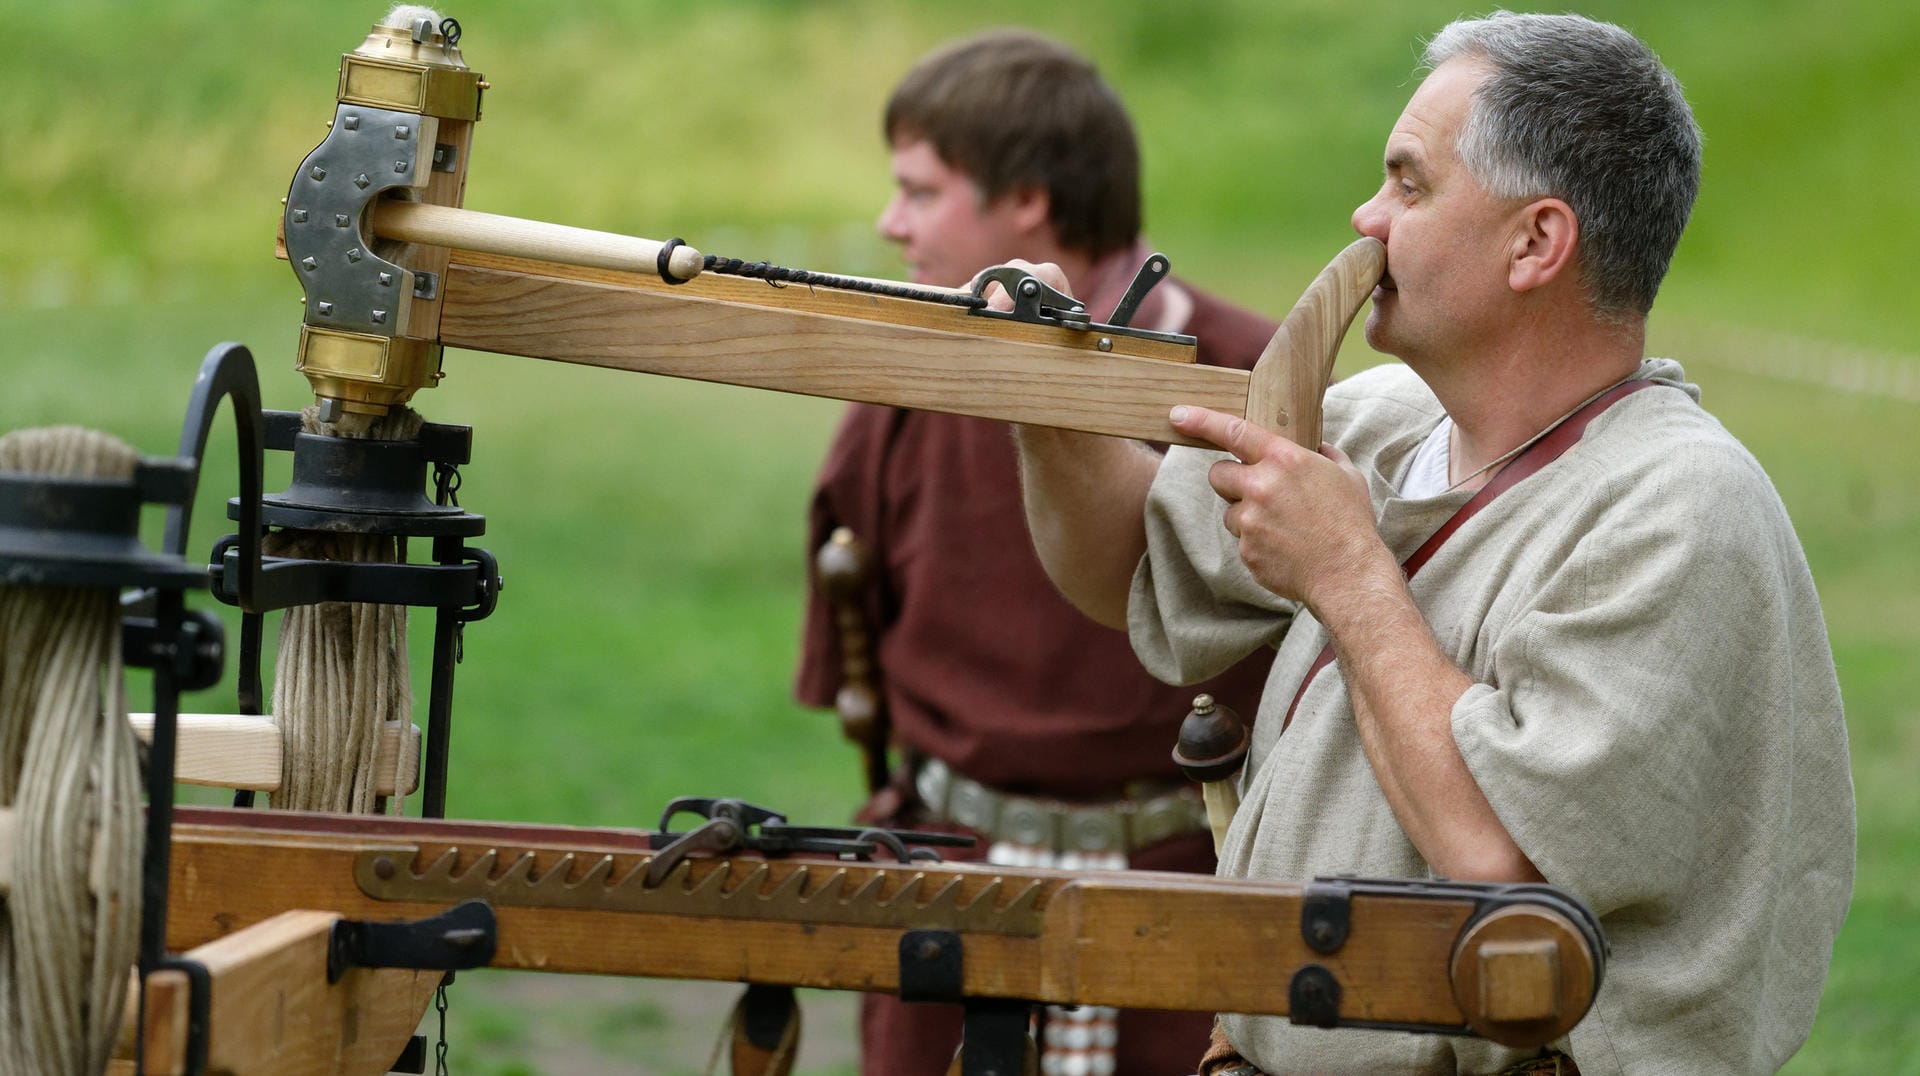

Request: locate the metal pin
(1098, 337), (1113, 352)
(335, 214), (350, 227)
(354, 174), (371, 190)
(395, 125), (411, 139)
(343, 114), (360, 131)
(316, 301), (333, 316)
(372, 310), (388, 325)
(310, 166), (327, 181)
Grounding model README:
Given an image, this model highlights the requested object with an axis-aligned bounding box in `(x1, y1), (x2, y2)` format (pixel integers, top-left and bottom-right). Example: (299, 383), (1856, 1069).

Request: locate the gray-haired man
(1010, 12), (1853, 1074)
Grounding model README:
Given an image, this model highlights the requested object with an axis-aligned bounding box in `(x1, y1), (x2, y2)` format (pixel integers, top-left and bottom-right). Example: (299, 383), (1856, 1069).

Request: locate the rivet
(316, 301), (334, 316)
(395, 125), (411, 139)
(379, 272), (394, 287)
(309, 166), (327, 181)
(346, 248), (362, 263)
(1020, 280), (1038, 296)
(1097, 337), (1113, 352)
(343, 114), (360, 131)
(334, 214), (350, 227)
(371, 310), (388, 324)
(354, 173), (371, 190)
(395, 161), (409, 173)
(291, 209), (309, 223)
(372, 855), (395, 880)
(300, 257), (318, 271)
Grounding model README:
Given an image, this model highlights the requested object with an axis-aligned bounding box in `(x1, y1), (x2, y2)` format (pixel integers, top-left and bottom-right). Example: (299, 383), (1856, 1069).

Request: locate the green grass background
(2, 1), (1914, 1071)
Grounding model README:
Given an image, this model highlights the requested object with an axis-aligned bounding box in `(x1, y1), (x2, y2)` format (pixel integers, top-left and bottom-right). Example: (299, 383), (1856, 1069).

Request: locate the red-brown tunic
(795, 254), (1279, 1074)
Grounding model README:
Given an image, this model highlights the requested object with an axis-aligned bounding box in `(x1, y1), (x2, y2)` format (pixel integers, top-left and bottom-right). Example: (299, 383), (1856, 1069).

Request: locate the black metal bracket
(390, 1035), (428, 1074)
(897, 931), (1034, 1075)
(645, 797), (973, 884)
(122, 606), (226, 692)
(959, 998), (1033, 1076)
(1288, 963), (1342, 1029)
(327, 899), (497, 983)
(1301, 879), (1352, 954)
(965, 254), (1197, 347)
(739, 983), (798, 1052)
(898, 929), (963, 1003)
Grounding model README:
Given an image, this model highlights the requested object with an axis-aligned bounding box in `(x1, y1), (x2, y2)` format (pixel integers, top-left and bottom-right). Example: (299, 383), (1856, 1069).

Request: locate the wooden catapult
(0, 13), (1608, 1075)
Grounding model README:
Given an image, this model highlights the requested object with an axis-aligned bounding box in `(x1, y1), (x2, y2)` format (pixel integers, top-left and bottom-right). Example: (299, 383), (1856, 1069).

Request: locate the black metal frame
(208, 407), (500, 819)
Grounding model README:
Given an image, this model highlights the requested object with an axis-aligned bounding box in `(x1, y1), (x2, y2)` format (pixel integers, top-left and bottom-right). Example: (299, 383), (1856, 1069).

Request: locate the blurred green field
(3, 1), (1915, 1072)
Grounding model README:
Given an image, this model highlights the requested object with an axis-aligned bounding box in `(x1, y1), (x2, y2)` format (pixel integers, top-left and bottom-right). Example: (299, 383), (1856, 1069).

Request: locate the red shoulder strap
(1278, 378), (1657, 733)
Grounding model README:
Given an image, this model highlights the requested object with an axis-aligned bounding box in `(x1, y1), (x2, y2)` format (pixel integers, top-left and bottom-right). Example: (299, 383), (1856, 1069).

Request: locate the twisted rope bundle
(264, 405), (422, 814)
(0, 426), (144, 1076)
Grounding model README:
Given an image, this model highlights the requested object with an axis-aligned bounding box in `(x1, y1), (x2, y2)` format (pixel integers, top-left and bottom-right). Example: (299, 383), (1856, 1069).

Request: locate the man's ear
(1509, 197), (1578, 294)
(1003, 184), (1052, 237)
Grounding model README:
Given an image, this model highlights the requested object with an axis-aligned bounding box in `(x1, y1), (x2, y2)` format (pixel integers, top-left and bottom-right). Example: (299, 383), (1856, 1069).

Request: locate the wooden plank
(127, 716), (420, 796)
(140, 968), (191, 1076)
(437, 257), (1247, 445)
(125, 911), (438, 1076)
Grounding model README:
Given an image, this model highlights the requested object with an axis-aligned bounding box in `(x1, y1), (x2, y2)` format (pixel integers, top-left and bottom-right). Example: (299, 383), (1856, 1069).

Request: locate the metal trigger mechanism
(644, 797), (974, 886)
(966, 253), (1195, 346)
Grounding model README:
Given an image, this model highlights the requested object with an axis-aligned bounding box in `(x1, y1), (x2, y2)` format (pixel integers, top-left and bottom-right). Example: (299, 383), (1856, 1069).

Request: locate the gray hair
(1424, 12), (1701, 318)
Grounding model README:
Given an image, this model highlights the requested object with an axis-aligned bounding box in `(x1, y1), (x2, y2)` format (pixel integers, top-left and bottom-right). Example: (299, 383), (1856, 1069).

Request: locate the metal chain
(433, 462), (462, 508)
(701, 254), (987, 310)
(435, 978), (451, 1076)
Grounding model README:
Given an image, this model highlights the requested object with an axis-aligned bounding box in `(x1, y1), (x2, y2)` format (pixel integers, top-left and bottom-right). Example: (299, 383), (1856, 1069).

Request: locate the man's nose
(877, 193), (908, 243)
(1351, 190), (1389, 242)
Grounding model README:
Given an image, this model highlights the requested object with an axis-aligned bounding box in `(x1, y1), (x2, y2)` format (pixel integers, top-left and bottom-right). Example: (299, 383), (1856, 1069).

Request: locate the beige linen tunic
(1129, 360), (1853, 1075)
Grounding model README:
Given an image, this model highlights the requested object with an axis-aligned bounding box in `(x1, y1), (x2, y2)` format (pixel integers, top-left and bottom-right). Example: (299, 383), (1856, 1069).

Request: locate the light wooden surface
(127, 715), (420, 796)
(161, 815), (1594, 1046)
(436, 254), (1245, 444)
(1244, 237), (1385, 445)
(117, 911), (438, 1076)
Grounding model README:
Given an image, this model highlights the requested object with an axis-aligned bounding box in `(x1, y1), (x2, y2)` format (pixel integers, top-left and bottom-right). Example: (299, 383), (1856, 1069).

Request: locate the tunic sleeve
(1450, 440), (1850, 918)
(1127, 444), (1298, 685)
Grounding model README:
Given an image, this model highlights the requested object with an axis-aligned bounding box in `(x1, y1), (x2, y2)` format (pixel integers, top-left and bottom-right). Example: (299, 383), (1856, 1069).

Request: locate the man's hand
(1168, 404), (1385, 612)
(973, 258), (1074, 311)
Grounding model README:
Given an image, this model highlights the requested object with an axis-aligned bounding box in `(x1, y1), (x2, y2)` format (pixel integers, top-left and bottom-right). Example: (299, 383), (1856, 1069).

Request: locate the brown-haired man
(794, 28), (1279, 1075)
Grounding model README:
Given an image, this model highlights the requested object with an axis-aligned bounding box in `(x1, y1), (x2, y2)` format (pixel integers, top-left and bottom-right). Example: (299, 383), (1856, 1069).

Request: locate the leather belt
(913, 757), (1208, 855)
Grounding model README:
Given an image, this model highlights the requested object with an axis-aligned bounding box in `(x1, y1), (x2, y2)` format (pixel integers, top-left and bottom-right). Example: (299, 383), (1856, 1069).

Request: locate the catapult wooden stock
(150, 807), (1596, 1063)
(418, 228), (1382, 447)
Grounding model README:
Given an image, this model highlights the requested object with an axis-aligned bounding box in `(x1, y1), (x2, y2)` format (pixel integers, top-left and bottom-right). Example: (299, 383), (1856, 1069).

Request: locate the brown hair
(884, 29), (1141, 259)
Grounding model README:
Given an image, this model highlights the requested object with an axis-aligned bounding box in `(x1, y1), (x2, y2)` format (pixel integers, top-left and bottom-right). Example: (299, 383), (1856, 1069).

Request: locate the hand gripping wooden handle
(1245, 237), (1386, 446)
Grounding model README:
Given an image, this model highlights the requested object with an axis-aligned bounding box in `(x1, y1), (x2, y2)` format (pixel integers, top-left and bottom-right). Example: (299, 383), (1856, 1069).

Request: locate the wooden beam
(162, 810), (1597, 1047)
(128, 715), (420, 796)
(437, 253), (1246, 445)
(115, 911), (438, 1076)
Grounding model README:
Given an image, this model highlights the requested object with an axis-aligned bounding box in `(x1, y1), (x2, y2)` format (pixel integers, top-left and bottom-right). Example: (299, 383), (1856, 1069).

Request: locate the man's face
(1351, 59), (1525, 365)
(877, 138), (1038, 288)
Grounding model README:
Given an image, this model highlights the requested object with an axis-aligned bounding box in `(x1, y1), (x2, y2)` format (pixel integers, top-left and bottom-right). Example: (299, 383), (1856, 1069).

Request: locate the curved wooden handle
(1244, 237), (1386, 446)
